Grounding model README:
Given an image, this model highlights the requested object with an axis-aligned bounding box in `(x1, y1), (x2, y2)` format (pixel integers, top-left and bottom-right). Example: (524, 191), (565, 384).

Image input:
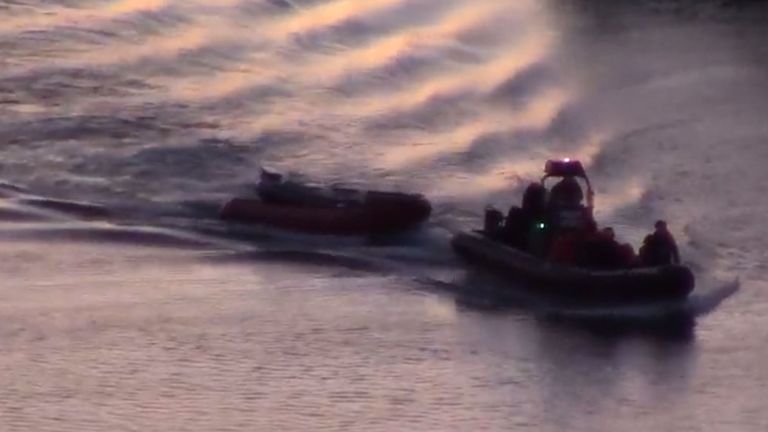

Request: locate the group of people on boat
(491, 175), (680, 270)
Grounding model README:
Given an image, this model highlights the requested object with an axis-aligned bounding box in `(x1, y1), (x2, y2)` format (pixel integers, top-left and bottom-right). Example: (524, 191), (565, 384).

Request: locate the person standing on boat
(549, 176), (584, 209)
(545, 175), (596, 258)
(547, 176), (593, 232)
(502, 183), (546, 250)
(639, 220), (680, 266)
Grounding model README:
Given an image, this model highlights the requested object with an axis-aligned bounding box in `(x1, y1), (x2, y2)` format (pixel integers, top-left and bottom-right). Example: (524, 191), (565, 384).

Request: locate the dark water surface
(0, 1), (766, 430)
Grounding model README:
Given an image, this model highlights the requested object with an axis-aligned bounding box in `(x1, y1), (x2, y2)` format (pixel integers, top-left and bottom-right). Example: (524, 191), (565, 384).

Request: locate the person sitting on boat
(503, 183), (547, 250)
(585, 227), (620, 269)
(587, 227), (641, 269)
(588, 227), (636, 269)
(617, 240), (639, 268)
(639, 220), (680, 266)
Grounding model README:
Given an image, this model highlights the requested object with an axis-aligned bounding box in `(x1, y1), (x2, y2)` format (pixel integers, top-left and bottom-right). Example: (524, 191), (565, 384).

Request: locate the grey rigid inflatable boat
(452, 230), (695, 306)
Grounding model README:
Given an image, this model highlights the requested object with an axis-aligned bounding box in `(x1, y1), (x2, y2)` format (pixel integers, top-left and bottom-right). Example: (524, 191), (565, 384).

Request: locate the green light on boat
(537, 222), (546, 229)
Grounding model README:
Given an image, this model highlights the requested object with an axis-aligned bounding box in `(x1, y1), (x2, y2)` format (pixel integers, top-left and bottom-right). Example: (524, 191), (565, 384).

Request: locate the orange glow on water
(268, 0), (402, 35)
(106, 0), (168, 14)
(164, 0), (506, 101)
(338, 31), (554, 116)
(376, 89), (569, 169)
(0, 0), (169, 33)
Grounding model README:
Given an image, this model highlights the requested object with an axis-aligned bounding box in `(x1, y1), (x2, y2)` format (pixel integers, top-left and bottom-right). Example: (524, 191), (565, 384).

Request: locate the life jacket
(550, 233), (577, 264)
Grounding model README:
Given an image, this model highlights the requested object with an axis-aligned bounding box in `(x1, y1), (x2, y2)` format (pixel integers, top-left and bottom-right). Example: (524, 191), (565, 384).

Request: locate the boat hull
(451, 231), (694, 305)
(219, 191), (431, 236)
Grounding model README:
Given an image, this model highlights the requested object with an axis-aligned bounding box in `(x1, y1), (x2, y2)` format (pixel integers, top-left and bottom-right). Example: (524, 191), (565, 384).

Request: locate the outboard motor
(260, 167), (283, 184)
(484, 206), (504, 236)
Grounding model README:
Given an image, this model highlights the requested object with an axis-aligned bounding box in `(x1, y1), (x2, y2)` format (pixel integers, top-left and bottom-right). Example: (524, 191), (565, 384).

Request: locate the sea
(0, 0), (766, 430)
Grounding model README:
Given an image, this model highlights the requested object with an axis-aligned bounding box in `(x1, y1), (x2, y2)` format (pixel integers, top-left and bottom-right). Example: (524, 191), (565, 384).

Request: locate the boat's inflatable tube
(219, 190), (431, 236)
(452, 230), (694, 305)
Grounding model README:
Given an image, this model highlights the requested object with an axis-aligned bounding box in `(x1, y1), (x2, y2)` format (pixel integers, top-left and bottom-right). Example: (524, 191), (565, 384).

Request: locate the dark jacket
(503, 207), (533, 250)
(639, 230), (680, 266)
